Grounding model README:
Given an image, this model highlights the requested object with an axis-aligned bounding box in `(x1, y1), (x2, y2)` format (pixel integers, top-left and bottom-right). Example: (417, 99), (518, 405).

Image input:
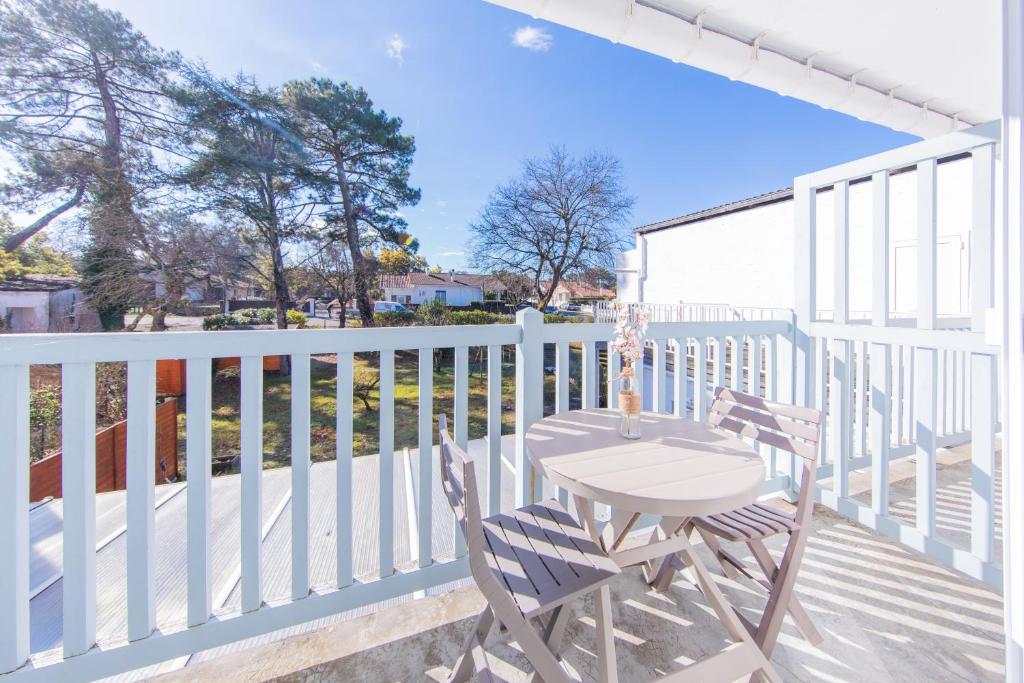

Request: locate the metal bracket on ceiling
(694, 8), (708, 39)
(751, 32), (768, 60)
(613, 0), (637, 43)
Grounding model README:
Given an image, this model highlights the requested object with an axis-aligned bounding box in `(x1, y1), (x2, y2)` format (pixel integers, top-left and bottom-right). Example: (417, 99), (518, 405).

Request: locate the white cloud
(440, 250), (465, 257)
(512, 26), (553, 52)
(387, 34), (407, 65)
(310, 60), (326, 72)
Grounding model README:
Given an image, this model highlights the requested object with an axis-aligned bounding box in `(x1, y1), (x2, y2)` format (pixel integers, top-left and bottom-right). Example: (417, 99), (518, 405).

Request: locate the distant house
(549, 280), (615, 306)
(0, 275), (102, 333)
(380, 272), (505, 306)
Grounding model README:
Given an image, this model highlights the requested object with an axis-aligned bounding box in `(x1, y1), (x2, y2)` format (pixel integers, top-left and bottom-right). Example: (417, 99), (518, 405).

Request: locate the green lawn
(176, 345), (601, 476)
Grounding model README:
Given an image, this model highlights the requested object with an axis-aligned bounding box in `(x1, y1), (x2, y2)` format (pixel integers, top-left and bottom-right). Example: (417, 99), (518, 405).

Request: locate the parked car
(374, 301), (411, 313)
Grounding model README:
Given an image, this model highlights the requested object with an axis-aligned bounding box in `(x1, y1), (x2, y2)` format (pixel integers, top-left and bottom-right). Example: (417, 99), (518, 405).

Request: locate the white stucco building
(618, 154), (975, 322)
(380, 272), (503, 306)
(0, 275), (102, 333)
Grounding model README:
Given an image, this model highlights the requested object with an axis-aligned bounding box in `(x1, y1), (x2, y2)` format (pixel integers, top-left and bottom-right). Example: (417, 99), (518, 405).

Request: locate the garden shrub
(203, 313), (234, 330)
(374, 310), (416, 327)
(448, 310), (510, 325)
(544, 313), (588, 324)
(286, 310), (308, 328)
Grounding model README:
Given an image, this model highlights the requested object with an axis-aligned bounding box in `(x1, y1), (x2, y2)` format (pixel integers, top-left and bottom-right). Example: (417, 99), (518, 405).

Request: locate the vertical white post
(1001, 5), (1024, 674)
(872, 171), (890, 328)
(694, 338), (708, 422)
(815, 337), (829, 465)
(62, 362), (96, 657)
(674, 339), (687, 417)
(914, 347), (937, 537)
(379, 349), (395, 576)
(830, 339), (852, 498)
(918, 158), (938, 330)
(418, 348), (434, 567)
(971, 353), (997, 562)
(855, 344), (868, 456)
(607, 347), (620, 409)
(730, 336), (744, 390)
(870, 344), (892, 516)
(747, 335), (761, 396)
(515, 308), (544, 506)
(793, 176), (816, 410)
(555, 342), (570, 413)
(240, 356), (263, 613)
(652, 339), (666, 412)
(454, 346), (468, 557)
(0, 365), (29, 673)
(487, 345), (502, 516)
(126, 360), (156, 641)
(336, 352), (354, 588)
(972, 143), (996, 332)
(186, 357), (212, 626)
(290, 353), (311, 601)
(715, 336), (727, 389)
(582, 340), (597, 409)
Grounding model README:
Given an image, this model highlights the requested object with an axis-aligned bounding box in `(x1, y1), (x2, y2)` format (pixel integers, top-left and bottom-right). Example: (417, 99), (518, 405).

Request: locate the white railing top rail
(595, 301), (793, 324)
(798, 120), (999, 190)
(541, 318), (790, 344)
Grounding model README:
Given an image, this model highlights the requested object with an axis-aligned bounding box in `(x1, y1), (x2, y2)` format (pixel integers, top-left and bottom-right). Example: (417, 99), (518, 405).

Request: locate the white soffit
(484, 0), (1000, 138)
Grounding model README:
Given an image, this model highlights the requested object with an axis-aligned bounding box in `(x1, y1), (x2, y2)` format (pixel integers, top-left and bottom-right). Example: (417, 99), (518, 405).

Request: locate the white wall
(618, 156), (974, 317)
(0, 292), (49, 332)
(385, 285), (483, 306)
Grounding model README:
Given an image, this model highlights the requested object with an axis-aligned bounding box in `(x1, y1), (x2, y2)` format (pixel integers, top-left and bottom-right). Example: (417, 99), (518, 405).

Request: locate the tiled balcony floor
(154, 504), (1005, 682)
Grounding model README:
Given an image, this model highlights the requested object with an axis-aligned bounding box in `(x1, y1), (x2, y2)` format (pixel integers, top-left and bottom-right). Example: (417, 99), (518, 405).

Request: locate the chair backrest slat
(709, 386), (821, 462)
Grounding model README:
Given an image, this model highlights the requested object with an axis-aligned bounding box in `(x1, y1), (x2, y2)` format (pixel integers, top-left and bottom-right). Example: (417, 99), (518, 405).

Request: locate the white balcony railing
(0, 311), (796, 680)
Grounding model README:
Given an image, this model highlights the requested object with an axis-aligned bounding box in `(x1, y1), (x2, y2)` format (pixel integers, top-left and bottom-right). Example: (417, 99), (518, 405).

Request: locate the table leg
(572, 495), (602, 545)
(595, 584), (618, 683)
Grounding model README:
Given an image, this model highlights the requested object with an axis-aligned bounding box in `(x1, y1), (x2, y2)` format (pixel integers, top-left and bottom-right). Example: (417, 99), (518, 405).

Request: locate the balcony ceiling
(484, 0), (1001, 138)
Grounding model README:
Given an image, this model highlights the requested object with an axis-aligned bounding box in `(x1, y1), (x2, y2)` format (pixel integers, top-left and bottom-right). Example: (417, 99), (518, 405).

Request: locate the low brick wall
(30, 398), (179, 502)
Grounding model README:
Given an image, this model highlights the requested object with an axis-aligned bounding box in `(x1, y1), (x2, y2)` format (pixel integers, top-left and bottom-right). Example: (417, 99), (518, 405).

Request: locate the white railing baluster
(870, 344), (892, 515)
(454, 346), (469, 555)
(126, 359), (156, 641)
(766, 334), (779, 473)
(515, 308), (544, 507)
(62, 362), (96, 657)
(186, 357), (212, 626)
(918, 158), (938, 330)
(694, 338), (708, 421)
(240, 356), (263, 612)
(971, 353), (997, 562)
(418, 348), (434, 567)
(855, 343), (868, 456)
(607, 347), (620, 409)
(715, 336), (727, 389)
(379, 349), (395, 576)
(815, 337), (830, 465)
(747, 335), (761, 396)
(336, 351), (354, 588)
(555, 342), (570, 413)
(673, 338), (686, 417)
(582, 340), (596, 409)
(487, 345), (502, 516)
(730, 335), (744, 390)
(830, 339), (852, 498)
(0, 365), (29, 673)
(291, 353), (311, 601)
(915, 347), (937, 536)
(653, 339), (666, 413)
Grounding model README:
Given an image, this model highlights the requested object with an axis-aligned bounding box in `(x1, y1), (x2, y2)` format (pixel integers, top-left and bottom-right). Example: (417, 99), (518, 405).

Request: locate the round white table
(525, 408), (781, 683)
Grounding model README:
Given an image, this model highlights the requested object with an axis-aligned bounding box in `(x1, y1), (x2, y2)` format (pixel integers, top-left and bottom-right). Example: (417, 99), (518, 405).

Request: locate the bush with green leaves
(286, 310), (308, 328)
(416, 298), (449, 326)
(202, 313), (235, 330)
(234, 307), (276, 325)
(544, 313), (588, 324)
(448, 310), (510, 326)
(373, 310), (416, 327)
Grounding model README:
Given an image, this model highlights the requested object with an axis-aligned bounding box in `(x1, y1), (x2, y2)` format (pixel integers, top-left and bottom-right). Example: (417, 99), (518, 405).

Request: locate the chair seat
(694, 502), (799, 542)
(480, 499), (620, 619)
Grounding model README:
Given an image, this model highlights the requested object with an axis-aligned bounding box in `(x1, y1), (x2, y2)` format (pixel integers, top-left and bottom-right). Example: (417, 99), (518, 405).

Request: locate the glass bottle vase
(618, 364), (641, 439)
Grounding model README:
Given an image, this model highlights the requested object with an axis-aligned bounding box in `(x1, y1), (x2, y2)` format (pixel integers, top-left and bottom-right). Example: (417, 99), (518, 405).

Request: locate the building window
(435, 290), (446, 303)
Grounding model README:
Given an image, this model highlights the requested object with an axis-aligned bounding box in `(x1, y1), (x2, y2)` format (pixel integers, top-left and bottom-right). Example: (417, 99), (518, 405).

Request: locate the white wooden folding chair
(438, 415), (622, 683)
(653, 387), (824, 658)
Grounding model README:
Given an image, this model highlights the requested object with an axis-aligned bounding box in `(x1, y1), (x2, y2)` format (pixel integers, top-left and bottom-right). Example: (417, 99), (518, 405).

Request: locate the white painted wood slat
(487, 345), (502, 516)
(336, 351), (354, 588)
(652, 339), (666, 413)
(869, 343), (892, 516)
(0, 365), (29, 673)
(971, 353), (997, 562)
(291, 353), (311, 601)
(830, 340), (852, 498)
(126, 359), (156, 641)
(607, 347), (620, 410)
(62, 362), (97, 657)
(694, 338), (708, 422)
(240, 356), (263, 613)
(555, 342), (570, 413)
(379, 349), (396, 577)
(582, 340), (596, 409)
(418, 348), (434, 566)
(914, 348), (937, 536)
(674, 339), (687, 417)
(186, 357), (213, 626)
(917, 159), (937, 330)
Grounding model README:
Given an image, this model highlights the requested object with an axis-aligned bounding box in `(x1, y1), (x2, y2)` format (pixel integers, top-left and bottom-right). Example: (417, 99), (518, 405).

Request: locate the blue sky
(100, 0), (916, 270)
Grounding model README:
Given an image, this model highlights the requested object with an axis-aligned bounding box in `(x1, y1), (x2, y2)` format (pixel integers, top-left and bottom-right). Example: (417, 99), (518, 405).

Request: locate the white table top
(526, 409), (765, 518)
